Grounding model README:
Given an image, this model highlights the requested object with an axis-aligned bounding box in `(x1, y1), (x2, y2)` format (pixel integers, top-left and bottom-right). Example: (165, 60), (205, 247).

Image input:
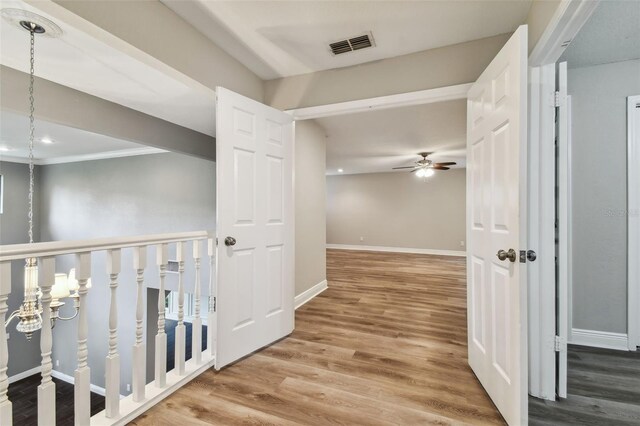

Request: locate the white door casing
(557, 61), (570, 398)
(215, 87), (295, 369)
(466, 25), (528, 425)
(629, 95), (640, 351)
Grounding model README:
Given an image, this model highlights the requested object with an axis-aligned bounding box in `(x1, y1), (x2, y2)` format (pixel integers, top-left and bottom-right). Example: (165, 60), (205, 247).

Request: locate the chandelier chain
(28, 29), (35, 245)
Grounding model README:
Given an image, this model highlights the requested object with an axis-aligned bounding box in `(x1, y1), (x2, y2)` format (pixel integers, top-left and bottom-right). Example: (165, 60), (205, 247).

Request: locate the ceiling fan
(392, 152), (457, 178)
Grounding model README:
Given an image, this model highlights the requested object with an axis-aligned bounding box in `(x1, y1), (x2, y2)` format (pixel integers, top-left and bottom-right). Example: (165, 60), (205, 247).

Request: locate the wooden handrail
(0, 231), (212, 261)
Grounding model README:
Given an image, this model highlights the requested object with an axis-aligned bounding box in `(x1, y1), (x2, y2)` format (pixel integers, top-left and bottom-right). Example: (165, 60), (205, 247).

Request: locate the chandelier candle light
(0, 9), (80, 339)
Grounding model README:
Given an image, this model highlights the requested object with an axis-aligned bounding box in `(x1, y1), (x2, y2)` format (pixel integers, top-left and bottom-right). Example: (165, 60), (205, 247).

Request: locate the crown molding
(0, 147), (167, 166)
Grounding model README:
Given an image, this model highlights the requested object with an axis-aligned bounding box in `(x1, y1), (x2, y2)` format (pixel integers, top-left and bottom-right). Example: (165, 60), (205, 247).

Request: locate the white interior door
(556, 61), (570, 398)
(215, 87), (294, 369)
(466, 25), (528, 425)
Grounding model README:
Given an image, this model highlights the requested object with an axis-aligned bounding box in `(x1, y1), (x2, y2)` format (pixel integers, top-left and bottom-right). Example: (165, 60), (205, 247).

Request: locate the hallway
(132, 249), (503, 425)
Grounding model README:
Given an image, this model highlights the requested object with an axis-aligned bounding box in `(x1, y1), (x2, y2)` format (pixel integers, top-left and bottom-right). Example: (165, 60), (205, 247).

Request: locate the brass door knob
(224, 236), (236, 247)
(497, 249), (517, 263)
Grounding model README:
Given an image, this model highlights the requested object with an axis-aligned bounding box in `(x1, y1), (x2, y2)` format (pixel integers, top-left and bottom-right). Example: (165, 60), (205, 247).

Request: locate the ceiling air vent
(329, 32), (374, 55)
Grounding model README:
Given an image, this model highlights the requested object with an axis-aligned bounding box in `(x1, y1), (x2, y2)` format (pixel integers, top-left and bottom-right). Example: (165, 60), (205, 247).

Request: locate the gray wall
(327, 169), (466, 251)
(569, 59), (640, 334)
(294, 121), (327, 295)
(39, 152), (215, 394)
(0, 161), (42, 377)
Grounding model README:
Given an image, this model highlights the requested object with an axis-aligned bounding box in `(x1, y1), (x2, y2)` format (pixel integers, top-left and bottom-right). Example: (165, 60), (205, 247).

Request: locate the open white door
(215, 87), (295, 369)
(467, 25), (528, 425)
(556, 61), (570, 398)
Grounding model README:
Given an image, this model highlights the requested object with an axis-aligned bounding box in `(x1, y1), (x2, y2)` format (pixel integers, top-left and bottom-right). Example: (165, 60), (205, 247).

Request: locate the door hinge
(554, 335), (566, 352)
(553, 91), (561, 108)
(210, 296), (217, 313)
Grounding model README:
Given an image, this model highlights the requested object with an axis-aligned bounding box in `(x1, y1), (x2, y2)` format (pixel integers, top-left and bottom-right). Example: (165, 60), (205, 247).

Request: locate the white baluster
(155, 244), (168, 387)
(105, 249), (120, 418)
(75, 252), (91, 426)
(207, 238), (216, 358)
(175, 241), (186, 375)
(132, 247), (146, 402)
(0, 262), (12, 425)
(37, 257), (56, 426)
(192, 240), (202, 365)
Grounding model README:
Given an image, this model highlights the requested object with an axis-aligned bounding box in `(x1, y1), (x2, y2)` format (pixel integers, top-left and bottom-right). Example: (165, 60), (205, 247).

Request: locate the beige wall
(1, 66), (215, 160)
(264, 34), (510, 110)
(55, 0), (264, 101)
(294, 120), (327, 295)
(327, 170), (466, 251)
(525, 0), (562, 53)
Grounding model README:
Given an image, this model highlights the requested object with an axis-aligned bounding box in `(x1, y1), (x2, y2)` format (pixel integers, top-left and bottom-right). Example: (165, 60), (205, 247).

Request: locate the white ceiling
(318, 99), (467, 176)
(560, 1), (640, 68)
(164, 0), (532, 80)
(0, 110), (163, 163)
(0, 0), (216, 136)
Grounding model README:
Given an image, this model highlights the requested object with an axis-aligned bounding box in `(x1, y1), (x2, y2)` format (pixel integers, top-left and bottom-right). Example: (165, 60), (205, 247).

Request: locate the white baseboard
(570, 328), (629, 351)
(326, 244), (466, 257)
(8, 366), (41, 384)
(295, 280), (328, 310)
(52, 369), (107, 396)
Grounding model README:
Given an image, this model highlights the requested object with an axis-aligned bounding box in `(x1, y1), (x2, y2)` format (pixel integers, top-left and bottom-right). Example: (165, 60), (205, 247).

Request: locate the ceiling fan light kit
(392, 152), (457, 179)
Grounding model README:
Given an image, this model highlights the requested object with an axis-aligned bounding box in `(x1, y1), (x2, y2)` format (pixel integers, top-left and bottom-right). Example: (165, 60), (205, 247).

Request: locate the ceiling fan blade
(410, 168), (419, 173)
(433, 162), (457, 166)
(431, 165), (450, 170)
(392, 166), (417, 169)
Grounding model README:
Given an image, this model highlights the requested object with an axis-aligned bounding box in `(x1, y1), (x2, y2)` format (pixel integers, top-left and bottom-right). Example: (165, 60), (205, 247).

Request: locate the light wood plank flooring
(131, 249), (504, 425)
(529, 345), (640, 425)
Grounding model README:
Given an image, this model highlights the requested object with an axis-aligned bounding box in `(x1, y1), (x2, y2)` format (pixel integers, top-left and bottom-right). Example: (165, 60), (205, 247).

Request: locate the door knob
(496, 249), (517, 262)
(224, 236), (236, 247)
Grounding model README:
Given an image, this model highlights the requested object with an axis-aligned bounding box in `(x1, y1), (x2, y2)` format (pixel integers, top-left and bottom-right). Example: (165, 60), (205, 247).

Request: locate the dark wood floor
(132, 249), (504, 425)
(529, 345), (640, 425)
(8, 374), (104, 426)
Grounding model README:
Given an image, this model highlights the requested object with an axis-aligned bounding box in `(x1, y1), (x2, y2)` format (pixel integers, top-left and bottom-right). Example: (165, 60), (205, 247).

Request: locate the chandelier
(0, 9), (84, 340)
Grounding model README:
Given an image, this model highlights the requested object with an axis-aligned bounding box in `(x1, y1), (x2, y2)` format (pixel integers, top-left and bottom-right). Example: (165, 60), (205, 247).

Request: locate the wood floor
(529, 345), (640, 425)
(131, 249), (504, 425)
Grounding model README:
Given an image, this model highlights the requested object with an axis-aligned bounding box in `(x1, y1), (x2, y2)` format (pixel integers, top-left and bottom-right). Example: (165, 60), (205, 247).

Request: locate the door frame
(628, 95), (640, 351)
(527, 0), (599, 401)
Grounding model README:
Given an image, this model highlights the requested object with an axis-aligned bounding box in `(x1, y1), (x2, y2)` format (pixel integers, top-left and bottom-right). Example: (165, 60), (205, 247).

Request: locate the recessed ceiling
(163, 0), (532, 80)
(0, 0), (216, 136)
(560, 1), (640, 68)
(317, 99), (467, 176)
(0, 110), (162, 164)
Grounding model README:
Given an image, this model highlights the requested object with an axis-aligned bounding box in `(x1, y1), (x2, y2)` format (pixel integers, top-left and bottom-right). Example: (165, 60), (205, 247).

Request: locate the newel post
(38, 257), (56, 426)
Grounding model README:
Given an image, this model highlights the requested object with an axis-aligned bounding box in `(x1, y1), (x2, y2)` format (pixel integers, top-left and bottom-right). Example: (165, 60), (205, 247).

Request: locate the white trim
(628, 95), (640, 351)
(8, 366), (41, 384)
(52, 369), (107, 397)
(570, 329), (629, 351)
(326, 244), (466, 257)
(529, 0), (600, 66)
(287, 83), (472, 121)
(294, 280), (328, 310)
(527, 63), (557, 401)
(0, 147), (166, 166)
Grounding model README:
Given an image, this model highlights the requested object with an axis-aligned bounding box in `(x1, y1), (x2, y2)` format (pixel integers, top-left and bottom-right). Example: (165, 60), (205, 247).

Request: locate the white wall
(327, 169), (466, 252)
(569, 59), (640, 334)
(294, 121), (327, 295)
